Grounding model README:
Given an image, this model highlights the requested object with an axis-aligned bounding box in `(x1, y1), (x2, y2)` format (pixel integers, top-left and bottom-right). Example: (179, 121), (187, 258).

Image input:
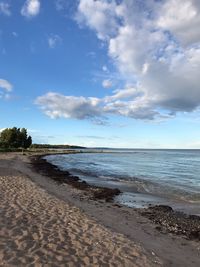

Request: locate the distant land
(31, 144), (86, 149)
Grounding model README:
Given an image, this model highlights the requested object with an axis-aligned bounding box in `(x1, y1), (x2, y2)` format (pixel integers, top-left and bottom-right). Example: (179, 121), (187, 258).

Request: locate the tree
(0, 127), (32, 148)
(25, 136), (32, 148)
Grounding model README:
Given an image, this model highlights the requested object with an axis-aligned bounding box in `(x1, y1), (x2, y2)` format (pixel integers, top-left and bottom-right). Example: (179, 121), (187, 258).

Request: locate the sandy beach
(0, 152), (159, 266)
(0, 152), (200, 266)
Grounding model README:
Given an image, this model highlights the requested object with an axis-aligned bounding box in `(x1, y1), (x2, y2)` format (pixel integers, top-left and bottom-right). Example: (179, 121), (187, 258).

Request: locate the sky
(0, 0), (200, 148)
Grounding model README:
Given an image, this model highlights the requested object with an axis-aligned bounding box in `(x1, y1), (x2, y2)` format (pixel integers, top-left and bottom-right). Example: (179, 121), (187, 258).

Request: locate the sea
(45, 149), (200, 214)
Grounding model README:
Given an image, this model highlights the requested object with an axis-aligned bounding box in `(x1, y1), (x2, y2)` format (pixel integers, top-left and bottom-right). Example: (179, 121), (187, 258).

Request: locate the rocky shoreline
(31, 154), (200, 242)
(31, 154), (121, 202)
(141, 205), (200, 241)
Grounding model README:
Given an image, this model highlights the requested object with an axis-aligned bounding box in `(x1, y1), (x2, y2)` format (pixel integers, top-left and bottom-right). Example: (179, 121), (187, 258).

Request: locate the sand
(0, 153), (159, 267)
(1, 152), (200, 267)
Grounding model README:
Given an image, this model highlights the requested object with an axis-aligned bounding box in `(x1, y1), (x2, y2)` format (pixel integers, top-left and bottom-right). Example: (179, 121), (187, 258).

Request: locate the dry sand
(0, 153), (159, 267)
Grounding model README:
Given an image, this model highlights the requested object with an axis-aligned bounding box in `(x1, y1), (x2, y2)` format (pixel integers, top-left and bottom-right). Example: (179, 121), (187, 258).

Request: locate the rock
(141, 205), (200, 241)
(149, 205), (173, 212)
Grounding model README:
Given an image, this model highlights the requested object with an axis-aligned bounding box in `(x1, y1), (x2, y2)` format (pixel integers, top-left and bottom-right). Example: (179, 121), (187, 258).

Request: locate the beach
(0, 152), (200, 266)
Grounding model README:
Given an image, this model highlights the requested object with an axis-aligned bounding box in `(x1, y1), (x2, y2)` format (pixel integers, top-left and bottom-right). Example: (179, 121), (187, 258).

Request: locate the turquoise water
(45, 149), (200, 210)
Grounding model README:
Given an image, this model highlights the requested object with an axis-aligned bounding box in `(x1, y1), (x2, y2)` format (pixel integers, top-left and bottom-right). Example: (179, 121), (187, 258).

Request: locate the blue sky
(1, 0), (200, 148)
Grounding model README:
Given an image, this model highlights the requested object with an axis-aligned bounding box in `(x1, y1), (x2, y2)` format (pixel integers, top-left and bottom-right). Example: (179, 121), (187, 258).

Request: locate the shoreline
(31, 154), (121, 202)
(1, 152), (200, 266)
(45, 151), (200, 215)
(31, 153), (200, 242)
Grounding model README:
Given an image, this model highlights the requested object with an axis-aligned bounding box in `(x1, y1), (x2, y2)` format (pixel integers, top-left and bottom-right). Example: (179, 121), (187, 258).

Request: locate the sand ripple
(0, 174), (157, 266)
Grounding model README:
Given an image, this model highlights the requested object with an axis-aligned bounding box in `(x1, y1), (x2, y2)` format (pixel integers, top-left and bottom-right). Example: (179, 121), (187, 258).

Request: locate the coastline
(31, 154), (121, 202)
(31, 153), (200, 241)
(44, 150), (200, 215)
(0, 151), (200, 266)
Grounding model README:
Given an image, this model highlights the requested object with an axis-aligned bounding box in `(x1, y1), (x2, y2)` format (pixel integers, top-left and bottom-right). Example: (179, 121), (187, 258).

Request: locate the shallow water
(45, 149), (200, 213)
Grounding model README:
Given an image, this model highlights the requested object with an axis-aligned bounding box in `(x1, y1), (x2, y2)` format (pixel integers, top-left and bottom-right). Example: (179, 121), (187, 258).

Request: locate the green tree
(0, 127), (32, 148)
(25, 135), (32, 148)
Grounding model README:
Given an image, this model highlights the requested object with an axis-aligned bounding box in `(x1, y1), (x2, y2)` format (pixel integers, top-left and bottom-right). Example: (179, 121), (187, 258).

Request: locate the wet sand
(0, 152), (200, 266)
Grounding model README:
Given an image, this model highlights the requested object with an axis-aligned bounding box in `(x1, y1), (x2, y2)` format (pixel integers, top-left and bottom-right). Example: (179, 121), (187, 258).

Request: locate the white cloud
(75, 0), (200, 120)
(0, 2), (11, 16)
(157, 0), (200, 46)
(75, 0), (118, 40)
(102, 79), (112, 89)
(35, 92), (104, 122)
(36, 1), (200, 123)
(105, 87), (139, 101)
(48, 34), (62, 49)
(0, 79), (13, 92)
(21, 0), (40, 18)
(35, 89), (163, 124)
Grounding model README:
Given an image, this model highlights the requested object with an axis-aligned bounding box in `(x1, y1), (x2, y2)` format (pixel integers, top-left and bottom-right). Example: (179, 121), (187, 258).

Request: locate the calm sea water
(45, 149), (200, 211)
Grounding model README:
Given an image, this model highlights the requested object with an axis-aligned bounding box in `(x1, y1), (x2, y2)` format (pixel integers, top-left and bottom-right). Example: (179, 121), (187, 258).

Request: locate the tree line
(0, 127), (32, 148)
(31, 144), (85, 149)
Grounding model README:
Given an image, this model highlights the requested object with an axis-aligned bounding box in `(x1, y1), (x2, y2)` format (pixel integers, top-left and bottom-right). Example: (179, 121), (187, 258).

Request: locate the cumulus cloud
(48, 34), (62, 49)
(35, 92), (104, 122)
(35, 0), (200, 123)
(157, 0), (200, 46)
(75, 0), (119, 40)
(35, 89), (164, 124)
(21, 0), (40, 18)
(0, 2), (11, 16)
(73, 0), (200, 120)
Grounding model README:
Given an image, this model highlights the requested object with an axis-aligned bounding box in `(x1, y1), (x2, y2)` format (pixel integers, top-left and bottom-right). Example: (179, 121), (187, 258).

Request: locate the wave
(45, 155), (200, 203)
(57, 170), (200, 203)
